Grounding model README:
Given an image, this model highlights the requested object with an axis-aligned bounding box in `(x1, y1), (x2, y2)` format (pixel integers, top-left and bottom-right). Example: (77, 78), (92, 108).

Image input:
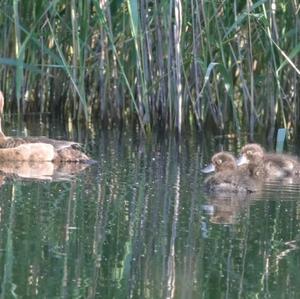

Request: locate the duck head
(237, 143), (265, 166)
(201, 152), (237, 173)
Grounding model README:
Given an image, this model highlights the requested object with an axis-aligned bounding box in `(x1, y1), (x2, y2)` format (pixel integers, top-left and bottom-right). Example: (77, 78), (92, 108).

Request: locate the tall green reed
(0, 0), (299, 135)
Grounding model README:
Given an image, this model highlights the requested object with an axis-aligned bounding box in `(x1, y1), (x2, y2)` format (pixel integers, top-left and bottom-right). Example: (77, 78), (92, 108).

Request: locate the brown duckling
(0, 91), (91, 162)
(237, 143), (300, 178)
(202, 152), (261, 193)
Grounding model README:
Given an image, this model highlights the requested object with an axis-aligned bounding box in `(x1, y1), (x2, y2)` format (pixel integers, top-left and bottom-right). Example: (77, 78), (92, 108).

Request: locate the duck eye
(217, 159), (223, 165)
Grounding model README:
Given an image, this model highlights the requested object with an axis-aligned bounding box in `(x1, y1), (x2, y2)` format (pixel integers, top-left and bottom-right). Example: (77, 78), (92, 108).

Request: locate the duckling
(0, 91), (91, 162)
(202, 152), (261, 193)
(237, 143), (300, 178)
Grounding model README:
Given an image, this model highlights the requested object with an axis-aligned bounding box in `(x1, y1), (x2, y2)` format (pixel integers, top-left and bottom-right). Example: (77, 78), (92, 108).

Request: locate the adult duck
(202, 152), (261, 193)
(0, 91), (91, 162)
(237, 143), (300, 178)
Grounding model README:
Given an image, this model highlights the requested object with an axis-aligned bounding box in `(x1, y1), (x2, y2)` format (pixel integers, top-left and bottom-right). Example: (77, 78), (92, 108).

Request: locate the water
(0, 117), (300, 298)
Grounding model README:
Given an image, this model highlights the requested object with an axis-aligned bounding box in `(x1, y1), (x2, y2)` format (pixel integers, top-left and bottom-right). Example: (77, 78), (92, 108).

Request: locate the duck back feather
(0, 136), (79, 150)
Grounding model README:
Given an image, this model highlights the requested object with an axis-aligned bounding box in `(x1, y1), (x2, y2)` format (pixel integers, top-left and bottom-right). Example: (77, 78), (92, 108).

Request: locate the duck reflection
(202, 192), (255, 225)
(0, 160), (93, 185)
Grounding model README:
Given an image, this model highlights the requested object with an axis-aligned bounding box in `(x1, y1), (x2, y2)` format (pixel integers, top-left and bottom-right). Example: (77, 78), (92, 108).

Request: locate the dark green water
(0, 118), (300, 298)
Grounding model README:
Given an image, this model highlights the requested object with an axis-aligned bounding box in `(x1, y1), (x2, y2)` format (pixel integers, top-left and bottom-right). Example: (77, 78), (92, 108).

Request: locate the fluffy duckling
(202, 152), (261, 193)
(237, 143), (300, 178)
(0, 91), (91, 162)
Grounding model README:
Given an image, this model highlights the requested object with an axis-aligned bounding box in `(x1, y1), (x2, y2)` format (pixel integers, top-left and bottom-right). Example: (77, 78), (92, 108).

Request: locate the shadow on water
(0, 117), (300, 298)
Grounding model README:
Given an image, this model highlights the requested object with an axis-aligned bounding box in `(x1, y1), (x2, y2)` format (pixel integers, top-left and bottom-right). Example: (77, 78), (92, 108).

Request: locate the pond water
(0, 117), (300, 298)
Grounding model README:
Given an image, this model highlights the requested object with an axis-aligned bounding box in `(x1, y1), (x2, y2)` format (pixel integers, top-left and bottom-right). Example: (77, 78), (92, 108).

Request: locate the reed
(0, 0), (299, 134)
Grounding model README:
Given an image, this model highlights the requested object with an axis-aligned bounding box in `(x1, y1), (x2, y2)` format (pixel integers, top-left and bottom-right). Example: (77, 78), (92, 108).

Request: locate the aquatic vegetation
(0, 1), (299, 134)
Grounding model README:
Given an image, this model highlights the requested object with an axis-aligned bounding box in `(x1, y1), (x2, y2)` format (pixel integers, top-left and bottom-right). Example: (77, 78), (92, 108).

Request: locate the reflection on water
(0, 161), (92, 183)
(0, 119), (300, 298)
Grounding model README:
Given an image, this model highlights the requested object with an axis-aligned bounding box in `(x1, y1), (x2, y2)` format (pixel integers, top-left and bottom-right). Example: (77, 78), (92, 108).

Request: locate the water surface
(0, 119), (300, 298)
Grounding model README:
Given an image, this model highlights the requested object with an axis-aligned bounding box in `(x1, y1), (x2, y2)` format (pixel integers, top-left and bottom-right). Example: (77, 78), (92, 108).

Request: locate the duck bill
(236, 155), (249, 166)
(201, 163), (215, 173)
